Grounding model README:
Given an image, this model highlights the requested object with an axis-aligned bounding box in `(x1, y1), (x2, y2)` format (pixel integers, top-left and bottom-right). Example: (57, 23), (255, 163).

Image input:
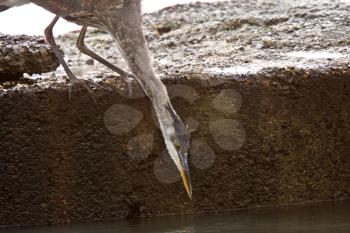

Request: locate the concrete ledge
(0, 35), (59, 80)
(1, 66), (350, 226)
(1, 0), (350, 227)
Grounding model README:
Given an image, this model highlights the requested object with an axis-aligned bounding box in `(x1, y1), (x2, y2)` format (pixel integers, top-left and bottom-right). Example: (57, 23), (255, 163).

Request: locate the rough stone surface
(1, 0), (350, 227)
(0, 34), (59, 82)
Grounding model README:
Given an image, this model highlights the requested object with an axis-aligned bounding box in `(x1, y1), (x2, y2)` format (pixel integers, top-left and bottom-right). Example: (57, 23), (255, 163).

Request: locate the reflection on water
(1, 201), (349, 233)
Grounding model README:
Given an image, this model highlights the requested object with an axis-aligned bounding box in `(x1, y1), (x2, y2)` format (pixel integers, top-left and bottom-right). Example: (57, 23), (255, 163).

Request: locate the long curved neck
(94, 1), (191, 197)
(102, 0), (179, 132)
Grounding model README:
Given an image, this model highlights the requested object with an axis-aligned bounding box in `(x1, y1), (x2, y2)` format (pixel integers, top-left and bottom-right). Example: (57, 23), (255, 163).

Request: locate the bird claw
(121, 74), (134, 98)
(68, 78), (99, 104)
(127, 77), (133, 99)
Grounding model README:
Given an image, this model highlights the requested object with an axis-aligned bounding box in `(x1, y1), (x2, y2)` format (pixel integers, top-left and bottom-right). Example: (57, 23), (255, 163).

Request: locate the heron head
(163, 104), (192, 199)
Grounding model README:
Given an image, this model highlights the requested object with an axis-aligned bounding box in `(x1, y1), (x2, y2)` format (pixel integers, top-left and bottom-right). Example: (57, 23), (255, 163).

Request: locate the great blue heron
(0, 0), (192, 198)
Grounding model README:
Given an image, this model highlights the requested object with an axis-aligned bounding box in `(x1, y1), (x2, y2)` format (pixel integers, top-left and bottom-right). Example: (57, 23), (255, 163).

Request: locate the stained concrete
(0, 0), (350, 227)
(0, 34), (59, 82)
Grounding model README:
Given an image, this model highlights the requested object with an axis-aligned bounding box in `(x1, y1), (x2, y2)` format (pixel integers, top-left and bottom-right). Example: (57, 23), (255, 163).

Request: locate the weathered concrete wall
(1, 67), (350, 226)
(1, 0), (350, 227)
(0, 35), (59, 81)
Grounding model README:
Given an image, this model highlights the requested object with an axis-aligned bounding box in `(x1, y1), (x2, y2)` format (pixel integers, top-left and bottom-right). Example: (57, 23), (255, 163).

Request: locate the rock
(0, 0), (350, 227)
(0, 34), (59, 80)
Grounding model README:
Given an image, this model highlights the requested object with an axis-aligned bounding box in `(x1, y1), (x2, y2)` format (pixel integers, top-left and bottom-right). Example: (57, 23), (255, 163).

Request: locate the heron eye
(174, 141), (181, 150)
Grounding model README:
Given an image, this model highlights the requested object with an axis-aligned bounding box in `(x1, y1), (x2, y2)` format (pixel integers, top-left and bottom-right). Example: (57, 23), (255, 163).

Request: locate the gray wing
(31, 0), (82, 16)
(0, 0), (30, 12)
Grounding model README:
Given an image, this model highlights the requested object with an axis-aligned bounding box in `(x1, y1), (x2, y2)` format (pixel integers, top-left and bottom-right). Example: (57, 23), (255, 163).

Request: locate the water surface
(2, 201), (349, 233)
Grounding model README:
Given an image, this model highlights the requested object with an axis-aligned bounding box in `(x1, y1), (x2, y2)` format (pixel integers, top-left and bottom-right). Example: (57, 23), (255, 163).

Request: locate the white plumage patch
(164, 139), (181, 170)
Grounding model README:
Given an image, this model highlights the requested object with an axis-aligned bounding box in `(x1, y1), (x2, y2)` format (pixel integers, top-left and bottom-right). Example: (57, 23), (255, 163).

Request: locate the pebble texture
(0, 34), (59, 80)
(0, 0), (350, 227)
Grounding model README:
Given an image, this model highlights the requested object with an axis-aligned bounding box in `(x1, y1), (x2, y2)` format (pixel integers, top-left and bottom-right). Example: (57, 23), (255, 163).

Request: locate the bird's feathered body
(0, 0), (29, 11)
(0, 0), (192, 198)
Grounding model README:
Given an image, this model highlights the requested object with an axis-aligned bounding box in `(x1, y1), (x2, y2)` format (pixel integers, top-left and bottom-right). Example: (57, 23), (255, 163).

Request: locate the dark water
(2, 201), (349, 233)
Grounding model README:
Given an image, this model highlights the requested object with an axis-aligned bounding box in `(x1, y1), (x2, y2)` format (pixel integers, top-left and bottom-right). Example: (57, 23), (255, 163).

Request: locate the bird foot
(68, 78), (100, 104)
(120, 74), (134, 98)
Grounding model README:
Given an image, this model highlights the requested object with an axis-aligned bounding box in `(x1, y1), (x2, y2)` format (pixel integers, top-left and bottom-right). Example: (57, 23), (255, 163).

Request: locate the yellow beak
(180, 167), (192, 199)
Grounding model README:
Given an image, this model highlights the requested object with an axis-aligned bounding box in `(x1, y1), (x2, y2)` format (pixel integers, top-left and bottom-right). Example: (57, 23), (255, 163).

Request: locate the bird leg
(76, 26), (134, 98)
(44, 16), (97, 102)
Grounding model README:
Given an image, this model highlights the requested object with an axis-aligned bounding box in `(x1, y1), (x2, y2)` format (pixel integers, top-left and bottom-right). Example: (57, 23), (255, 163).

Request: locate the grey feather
(0, 0), (29, 11)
